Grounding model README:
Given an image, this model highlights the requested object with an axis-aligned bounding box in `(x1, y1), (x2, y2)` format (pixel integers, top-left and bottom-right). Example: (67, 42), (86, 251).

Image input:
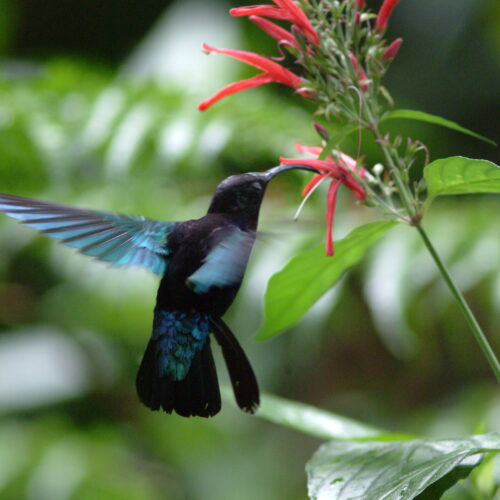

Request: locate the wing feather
(0, 192), (177, 275)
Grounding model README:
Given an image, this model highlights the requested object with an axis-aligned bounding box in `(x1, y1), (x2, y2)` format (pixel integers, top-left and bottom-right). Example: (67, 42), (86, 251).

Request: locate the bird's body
(0, 164), (313, 417)
(157, 214), (252, 315)
(139, 211), (260, 417)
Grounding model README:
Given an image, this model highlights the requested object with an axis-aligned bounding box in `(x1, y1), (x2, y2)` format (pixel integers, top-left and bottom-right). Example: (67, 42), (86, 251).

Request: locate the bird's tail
(136, 310), (221, 418)
(210, 317), (260, 414)
(135, 310), (259, 417)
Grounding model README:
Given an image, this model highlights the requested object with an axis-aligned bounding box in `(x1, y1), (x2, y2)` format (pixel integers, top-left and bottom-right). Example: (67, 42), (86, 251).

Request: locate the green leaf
(222, 387), (414, 441)
(256, 392), (414, 441)
(415, 455), (483, 499)
(257, 221), (398, 340)
(307, 434), (500, 500)
(383, 109), (496, 146)
(424, 156), (500, 209)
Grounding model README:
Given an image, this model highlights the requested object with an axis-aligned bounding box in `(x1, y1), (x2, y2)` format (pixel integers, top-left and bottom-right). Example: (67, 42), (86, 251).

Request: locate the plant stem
(362, 101), (418, 221)
(415, 223), (500, 383)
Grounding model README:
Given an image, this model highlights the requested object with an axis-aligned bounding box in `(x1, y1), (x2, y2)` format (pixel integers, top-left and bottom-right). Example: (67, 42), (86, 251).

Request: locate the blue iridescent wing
(0, 193), (177, 275)
(187, 227), (255, 293)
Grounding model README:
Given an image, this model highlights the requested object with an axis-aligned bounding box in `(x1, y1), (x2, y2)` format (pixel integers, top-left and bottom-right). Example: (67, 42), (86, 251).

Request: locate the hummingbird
(0, 164), (314, 417)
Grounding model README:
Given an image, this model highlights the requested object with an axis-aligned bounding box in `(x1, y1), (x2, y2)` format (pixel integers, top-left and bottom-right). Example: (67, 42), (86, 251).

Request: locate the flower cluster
(198, 0), (319, 112)
(199, 0), (405, 254)
(282, 144), (366, 256)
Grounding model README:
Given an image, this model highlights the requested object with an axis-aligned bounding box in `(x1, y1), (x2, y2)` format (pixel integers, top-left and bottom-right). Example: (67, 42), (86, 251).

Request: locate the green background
(0, 0), (499, 498)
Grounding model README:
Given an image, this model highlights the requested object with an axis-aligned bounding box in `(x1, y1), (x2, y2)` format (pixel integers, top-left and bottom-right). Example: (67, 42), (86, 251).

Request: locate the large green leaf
(257, 221), (398, 340)
(383, 109), (496, 146)
(424, 156), (500, 210)
(307, 434), (500, 500)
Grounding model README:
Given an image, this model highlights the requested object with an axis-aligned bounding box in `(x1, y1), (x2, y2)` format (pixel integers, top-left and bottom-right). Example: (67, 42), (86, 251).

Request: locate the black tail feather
(210, 317), (260, 414)
(136, 337), (221, 418)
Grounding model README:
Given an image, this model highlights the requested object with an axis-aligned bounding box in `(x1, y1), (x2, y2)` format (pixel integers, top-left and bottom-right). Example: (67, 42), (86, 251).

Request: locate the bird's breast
(155, 216), (247, 315)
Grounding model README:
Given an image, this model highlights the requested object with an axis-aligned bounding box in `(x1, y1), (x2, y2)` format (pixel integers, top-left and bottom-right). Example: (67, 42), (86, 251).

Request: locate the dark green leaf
(383, 109), (496, 146)
(306, 434), (500, 500)
(424, 156), (500, 209)
(257, 221), (398, 340)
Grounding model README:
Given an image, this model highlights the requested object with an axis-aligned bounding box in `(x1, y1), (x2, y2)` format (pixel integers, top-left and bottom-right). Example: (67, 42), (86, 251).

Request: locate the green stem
(415, 223), (500, 383)
(361, 101), (417, 220)
(370, 123), (416, 219)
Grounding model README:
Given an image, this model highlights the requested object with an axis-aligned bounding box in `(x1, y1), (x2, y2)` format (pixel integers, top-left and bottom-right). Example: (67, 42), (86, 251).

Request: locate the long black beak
(263, 163), (318, 182)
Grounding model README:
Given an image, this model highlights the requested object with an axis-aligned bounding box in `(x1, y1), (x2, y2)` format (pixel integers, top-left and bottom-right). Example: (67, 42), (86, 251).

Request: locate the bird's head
(207, 164), (316, 228)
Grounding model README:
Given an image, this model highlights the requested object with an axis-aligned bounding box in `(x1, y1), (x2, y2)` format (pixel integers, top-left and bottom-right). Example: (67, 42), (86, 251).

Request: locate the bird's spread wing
(0, 192), (177, 275)
(186, 226), (255, 294)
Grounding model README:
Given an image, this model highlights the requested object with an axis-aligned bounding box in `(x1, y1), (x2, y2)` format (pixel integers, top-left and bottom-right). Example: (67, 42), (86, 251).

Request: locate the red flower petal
(230, 5), (286, 19)
(198, 74), (273, 111)
(294, 143), (368, 180)
(334, 152), (366, 178)
(341, 172), (366, 201)
(375, 0), (401, 31)
(231, 1), (319, 46)
(249, 15), (301, 50)
(202, 44), (302, 88)
(280, 157), (343, 177)
(336, 152), (357, 170)
(273, 0), (319, 45)
(325, 180), (342, 256)
(302, 173), (328, 196)
(294, 143), (323, 156)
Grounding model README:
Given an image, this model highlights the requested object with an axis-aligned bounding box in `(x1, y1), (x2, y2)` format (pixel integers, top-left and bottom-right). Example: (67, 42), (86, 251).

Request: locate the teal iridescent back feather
(153, 310), (211, 381)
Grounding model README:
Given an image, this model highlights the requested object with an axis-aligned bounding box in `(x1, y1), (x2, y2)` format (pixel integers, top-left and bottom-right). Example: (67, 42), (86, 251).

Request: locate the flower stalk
(415, 224), (500, 383)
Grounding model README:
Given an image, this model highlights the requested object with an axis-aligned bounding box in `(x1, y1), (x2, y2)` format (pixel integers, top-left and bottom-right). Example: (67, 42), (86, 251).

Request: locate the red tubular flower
(302, 173), (328, 196)
(230, 5), (284, 18)
(249, 15), (301, 50)
(282, 145), (367, 256)
(293, 143), (367, 179)
(354, 0), (365, 9)
(340, 173), (366, 201)
(280, 157), (344, 178)
(281, 156), (366, 200)
(383, 38), (403, 60)
(198, 44), (305, 111)
(349, 52), (369, 92)
(375, 0), (401, 31)
(325, 180), (342, 256)
(273, 0), (319, 45)
(231, 0), (319, 46)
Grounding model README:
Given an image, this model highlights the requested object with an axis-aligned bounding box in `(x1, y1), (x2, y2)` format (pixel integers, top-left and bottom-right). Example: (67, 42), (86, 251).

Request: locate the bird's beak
(263, 164), (318, 182)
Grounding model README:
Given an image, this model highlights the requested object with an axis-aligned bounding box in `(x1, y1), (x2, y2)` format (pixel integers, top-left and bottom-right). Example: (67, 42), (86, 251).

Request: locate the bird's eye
(235, 191), (248, 208)
(251, 181), (263, 191)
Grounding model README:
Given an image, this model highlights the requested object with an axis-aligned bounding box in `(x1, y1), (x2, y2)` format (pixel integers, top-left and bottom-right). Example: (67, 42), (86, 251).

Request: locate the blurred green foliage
(0, 0), (499, 499)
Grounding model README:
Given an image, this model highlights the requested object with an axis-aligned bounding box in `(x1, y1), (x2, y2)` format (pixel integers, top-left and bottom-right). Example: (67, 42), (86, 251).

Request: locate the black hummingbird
(0, 164), (314, 417)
